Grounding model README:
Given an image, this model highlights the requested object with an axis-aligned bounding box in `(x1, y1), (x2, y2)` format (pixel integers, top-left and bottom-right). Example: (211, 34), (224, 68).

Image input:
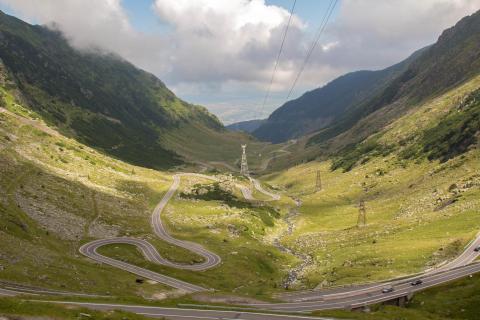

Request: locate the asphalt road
(0, 282), (107, 298)
(3, 169), (480, 319)
(247, 262), (480, 312)
(257, 140), (296, 173)
(77, 170), (480, 313)
(276, 232), (480, 305)
(79, 173), (226, 292)
(250, 177), (281, 201)
(32, 300), (335, 320)
(79, 173), (278, 292)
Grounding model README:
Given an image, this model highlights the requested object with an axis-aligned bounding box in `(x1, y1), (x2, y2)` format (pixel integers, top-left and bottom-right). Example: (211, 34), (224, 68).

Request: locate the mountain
(308, 9), (480, 147)
(227, 119), (266, 133)
(0, 11), (234, 169)
(260, 73), (480, 310)
(253, 52), (418, 143)
(255, 10), (480, 146)
(1, 8), (480, 320)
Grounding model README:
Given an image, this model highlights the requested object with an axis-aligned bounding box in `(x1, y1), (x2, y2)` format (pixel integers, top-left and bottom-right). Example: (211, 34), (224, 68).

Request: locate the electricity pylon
(315, 170), (322, 191)
(240, 144), (249, 176)
(357, 199), (366, 227)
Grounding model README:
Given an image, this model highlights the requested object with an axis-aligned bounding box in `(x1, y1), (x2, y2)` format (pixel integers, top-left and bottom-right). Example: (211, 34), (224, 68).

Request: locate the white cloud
(0, 0), (479, 122)
(321, 0), (480, 70)
(0, 0), (307, 89)
(0, 0), (133, 49)
(150, 0), (306, 85)
(321, 41), (339, 52)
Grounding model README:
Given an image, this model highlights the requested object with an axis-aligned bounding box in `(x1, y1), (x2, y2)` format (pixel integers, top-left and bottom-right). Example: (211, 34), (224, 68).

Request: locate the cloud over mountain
(1, 0), (478, 122)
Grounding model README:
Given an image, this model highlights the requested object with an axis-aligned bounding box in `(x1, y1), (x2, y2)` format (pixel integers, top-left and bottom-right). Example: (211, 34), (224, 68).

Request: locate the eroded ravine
(272, 197), (314, 289)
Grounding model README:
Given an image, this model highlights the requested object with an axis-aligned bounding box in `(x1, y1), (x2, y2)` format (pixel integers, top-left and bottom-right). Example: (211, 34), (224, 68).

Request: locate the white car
(381, 287), (394, 293)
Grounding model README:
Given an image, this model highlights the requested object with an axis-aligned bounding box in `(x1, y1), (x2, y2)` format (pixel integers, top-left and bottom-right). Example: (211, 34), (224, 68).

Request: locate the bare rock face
(14, 179), (87, 241)
(87, 220), (119, 238)
(15, 192), (86, 241)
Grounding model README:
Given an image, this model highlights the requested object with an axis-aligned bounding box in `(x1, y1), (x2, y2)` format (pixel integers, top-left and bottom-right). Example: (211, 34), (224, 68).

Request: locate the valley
(0, 5), (480, 320)
(1, 82), (480, 319)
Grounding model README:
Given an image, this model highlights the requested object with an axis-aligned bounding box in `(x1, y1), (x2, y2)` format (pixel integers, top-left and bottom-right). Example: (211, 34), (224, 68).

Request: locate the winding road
(78, 170), (480, 312)
(257, 140), (296, 173)
(3, 169), (480, 319)
(250, 177), (281, 201)
(79, 173), (278, 293)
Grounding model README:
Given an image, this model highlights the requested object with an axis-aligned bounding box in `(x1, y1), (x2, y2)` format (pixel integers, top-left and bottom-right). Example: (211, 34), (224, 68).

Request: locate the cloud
(0, 0), (307, 90)
(0, 0), (479, 122)
(150, 0), (306, 85)
(319, 0), (480, 70)
(0, 0), (133, 49)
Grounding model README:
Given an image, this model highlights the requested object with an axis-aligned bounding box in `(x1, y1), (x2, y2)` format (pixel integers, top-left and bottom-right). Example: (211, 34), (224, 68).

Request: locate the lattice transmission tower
(357, 199), (367, 227)
(315, 170), (322, 192)
(240, 144), (249, 176)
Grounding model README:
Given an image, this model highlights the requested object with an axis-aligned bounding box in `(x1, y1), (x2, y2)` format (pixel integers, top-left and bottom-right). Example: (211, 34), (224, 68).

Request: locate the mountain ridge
(0, 10), (228, 169)
(253, 47), (425, 143)
(254, 10), (480, 147)
(308, 9), (480, 147)
(226, 119), (266, 133)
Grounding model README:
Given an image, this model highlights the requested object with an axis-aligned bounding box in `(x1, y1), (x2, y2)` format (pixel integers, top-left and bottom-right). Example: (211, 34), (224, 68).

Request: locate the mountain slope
(255, 10), (480, 146)
(0, 11), (230, 169)
(262, 72), (480, 290)
(0, 91), (292, 298)
(227, 119), (266, 133)
(253, 48), (423, 143)
(308, 9), (480, 147)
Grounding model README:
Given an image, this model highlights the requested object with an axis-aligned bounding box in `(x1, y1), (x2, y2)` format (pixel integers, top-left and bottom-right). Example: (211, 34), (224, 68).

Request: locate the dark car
(411, 279), (423, 286)
(474, 246), (480, 252)
(381, 287), (394, 293)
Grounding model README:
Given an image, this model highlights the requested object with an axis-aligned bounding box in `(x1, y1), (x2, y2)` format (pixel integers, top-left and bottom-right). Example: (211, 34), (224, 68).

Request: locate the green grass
(0, 105), (298, 302)
(160, 122), (280, 170)
(1, 48), (480, 320)
(0, 108), (181, 300)
(97, 176), (295, 298)
(402, 88), (480, 162)
(0, 297), (155, 320)
(314, 273), (480, 320)
(261, 76), (480, 289)
(263, 150), (480, 288)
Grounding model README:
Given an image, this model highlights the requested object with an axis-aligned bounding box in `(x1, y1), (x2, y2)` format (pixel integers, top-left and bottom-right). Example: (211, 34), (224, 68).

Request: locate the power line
(285, 0), (338, 101)
(258, 0), (297, 118)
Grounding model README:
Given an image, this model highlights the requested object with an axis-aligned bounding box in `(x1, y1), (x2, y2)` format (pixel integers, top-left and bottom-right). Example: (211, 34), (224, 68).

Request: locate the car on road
(381, 287), (394, 293)
(411, 279), (423, 286)
(474, 246), (480, 252)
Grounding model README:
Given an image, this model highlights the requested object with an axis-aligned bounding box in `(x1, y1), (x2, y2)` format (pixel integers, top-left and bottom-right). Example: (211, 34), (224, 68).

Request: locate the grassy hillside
(97, 173), (295, 297)
(0, 10), (264, 170)
(0, 95), (177, 299)
(0, 82), (294, 301)
(2, 273), (480, 320)
(1, 8), (480, 320)
(261, 75), (480, 289)
(160, 122), (279, 171)
(308, 10), (480, 149)
(227, 119), (266, 133)
(254, 10), (479, 168)
(254, 50), (420, 143)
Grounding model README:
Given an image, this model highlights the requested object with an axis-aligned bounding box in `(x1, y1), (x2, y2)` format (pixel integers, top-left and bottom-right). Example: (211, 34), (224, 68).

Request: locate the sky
(0, 0), (479, 124)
